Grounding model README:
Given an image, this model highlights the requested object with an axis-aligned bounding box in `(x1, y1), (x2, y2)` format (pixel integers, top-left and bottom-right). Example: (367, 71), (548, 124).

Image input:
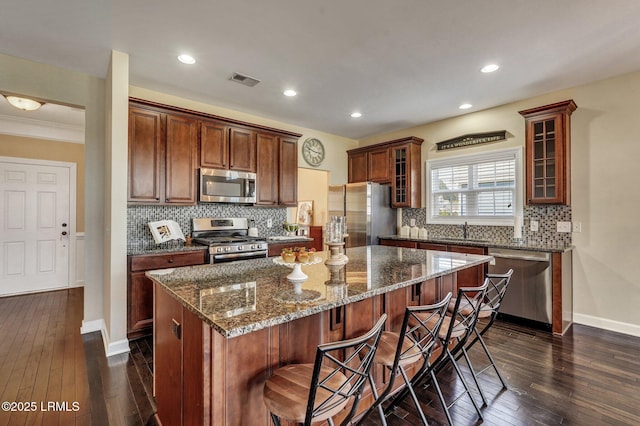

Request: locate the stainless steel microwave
(199, 168), (256, 203)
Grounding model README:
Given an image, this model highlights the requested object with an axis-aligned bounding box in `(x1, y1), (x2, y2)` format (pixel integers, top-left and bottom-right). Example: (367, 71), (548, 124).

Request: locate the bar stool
(387, 282), (488, 425)
(359, 293), (452, 426)
(451, 269), (514, 404)
(263, 314), (386, 426)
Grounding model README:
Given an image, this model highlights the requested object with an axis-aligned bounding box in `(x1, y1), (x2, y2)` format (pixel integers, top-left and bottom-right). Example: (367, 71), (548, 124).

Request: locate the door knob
(61, 231), (68, 236)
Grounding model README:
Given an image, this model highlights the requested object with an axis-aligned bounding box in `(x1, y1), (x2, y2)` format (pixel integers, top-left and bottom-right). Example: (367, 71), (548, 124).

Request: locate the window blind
(428, 150), (518, 221)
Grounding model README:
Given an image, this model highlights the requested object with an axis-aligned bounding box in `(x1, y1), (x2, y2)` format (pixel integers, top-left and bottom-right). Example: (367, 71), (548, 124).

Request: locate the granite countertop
(378, 235), (574, 253)
(147, 245), (493, 338)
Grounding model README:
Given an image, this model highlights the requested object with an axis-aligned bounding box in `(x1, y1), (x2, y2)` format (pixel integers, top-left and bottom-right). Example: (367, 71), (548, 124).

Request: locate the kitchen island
(147, 245), (493, 426)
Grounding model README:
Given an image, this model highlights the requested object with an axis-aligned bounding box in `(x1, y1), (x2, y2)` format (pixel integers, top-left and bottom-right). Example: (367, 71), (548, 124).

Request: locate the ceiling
(2, 0), (640, 139)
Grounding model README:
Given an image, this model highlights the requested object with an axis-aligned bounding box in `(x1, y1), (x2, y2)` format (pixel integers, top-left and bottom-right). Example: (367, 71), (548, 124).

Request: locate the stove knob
(238, 245), (244, 251)
(250, 245), (255, 249)
(216, 247), (223, 253)
(225, 247), (231, 252)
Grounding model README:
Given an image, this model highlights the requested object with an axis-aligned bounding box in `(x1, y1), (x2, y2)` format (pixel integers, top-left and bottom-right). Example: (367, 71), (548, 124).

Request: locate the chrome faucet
(462, 221), (468, 239)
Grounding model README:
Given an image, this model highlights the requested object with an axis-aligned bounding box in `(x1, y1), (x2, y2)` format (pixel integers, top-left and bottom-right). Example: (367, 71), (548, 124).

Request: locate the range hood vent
(229, 72), (261, 87)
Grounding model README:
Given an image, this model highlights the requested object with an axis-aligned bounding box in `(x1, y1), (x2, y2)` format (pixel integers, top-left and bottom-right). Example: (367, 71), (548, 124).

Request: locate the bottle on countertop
(419, 227), (428, 238)
(409, 225), (419, 238)
(400, 225), (410, 236)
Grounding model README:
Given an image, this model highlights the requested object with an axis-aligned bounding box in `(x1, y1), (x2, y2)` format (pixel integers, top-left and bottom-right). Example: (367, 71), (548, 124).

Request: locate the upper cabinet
(200, 121), (256, 172)
(519, 100), (577, 205)
(347, 136), (423, 208)
(129, 99), (301, 206)
(128, 106), (198, 205)
(255, 133), (298, 206)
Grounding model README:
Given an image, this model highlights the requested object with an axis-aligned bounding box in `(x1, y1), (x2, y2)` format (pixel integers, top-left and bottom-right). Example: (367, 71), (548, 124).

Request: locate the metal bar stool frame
(359, 292), (453, 426)
(263, 314), (387, 426)
(387, 282), (489, 425)
(455, 269), (514, 404)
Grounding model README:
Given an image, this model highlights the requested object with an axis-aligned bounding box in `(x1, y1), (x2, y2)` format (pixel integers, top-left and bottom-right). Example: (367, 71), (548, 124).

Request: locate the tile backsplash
(127, 204), (287, 251)
(402, 205), (572, 245)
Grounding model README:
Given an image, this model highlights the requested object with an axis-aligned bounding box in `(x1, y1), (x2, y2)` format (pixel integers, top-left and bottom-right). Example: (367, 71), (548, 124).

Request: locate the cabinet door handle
(168, 259), (174, 263)
(330, 307), (343, 331)
(171, 319), (181, 340)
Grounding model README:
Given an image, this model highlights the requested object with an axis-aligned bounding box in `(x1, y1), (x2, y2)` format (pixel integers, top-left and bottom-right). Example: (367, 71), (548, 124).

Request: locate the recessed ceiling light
(481, 64), (499, 73)
(177, 54), (196, 65)
(283, 89), (297, 97)
(350, 112), (362, 118)
(459, 103), (472, 110)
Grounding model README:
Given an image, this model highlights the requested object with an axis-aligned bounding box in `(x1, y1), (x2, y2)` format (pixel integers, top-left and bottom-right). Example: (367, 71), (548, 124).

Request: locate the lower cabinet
(447, 245), (487, 288)
(379, 238), (488, 289)
(127, 250), (206, 339)
(153, 276), (457, 425)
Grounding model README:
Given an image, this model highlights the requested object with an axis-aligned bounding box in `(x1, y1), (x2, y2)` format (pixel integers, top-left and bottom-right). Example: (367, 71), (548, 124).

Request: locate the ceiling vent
(229, 72), (261, 87)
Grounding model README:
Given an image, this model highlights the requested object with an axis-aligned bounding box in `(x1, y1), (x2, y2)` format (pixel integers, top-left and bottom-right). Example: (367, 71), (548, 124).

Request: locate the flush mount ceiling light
(4, 95), (43, 111)
(350, 112), (362, 118)
(459, 103), (473, 110)
(177, 54), (196, 65)
(283, 89), (297, 97)
(481, 64), (500, 73)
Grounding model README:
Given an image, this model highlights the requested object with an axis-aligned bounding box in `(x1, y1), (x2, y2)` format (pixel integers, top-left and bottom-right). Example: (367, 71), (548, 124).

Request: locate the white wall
(0, 52), (106, 336)
(360, 71), (640, 336)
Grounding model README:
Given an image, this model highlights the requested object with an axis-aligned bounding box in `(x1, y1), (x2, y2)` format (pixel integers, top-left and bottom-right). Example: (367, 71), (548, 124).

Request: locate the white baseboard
(573, 313), (640, 338)
(80, 318), (131, 357)
(80, 318), (104, 334)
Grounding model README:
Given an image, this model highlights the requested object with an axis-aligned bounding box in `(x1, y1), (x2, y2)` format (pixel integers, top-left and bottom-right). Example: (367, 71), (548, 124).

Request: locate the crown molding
(0, 113), (84, 144)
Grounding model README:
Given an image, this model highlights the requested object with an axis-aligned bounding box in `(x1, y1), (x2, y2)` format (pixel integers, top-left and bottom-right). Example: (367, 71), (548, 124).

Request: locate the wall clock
(302, 137), (325, 167)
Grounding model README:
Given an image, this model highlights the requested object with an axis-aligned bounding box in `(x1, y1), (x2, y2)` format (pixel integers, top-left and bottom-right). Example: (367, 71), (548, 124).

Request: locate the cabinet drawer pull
(168, 259), (174, 263)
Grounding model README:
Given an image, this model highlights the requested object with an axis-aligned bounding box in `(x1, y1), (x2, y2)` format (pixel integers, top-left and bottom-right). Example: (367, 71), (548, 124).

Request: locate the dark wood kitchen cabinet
(519, 100), (577, 205)
(366, 147), (392, 183)
(347, 136), (423, 208)
(255, 133), (297, 206)
(229, 127), (256, 172)
(200, 121), (256, 172)
(379, 238), (487, 289)
(128, 250), (206, 339)
(199, 119), (228, 169)
(128, 107), (163, 203)
(129, 98), (301, 205)
(128, 104), (198, 205)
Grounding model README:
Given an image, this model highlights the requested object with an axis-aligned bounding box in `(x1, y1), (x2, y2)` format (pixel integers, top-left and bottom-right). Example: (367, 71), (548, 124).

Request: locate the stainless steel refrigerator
(328, 182), (396, 248)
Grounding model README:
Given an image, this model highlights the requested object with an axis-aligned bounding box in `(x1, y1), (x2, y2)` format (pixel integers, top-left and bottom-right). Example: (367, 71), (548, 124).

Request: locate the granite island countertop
(378, 235), (573, 253)
(147, 245), (493, 338)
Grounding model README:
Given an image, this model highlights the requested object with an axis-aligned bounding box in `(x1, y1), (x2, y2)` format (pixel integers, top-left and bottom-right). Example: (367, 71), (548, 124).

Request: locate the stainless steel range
(192, 218), (268, 264)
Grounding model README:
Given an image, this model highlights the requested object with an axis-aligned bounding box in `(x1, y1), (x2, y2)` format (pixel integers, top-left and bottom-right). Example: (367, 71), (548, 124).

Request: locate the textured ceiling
(2, 0), (640, 139)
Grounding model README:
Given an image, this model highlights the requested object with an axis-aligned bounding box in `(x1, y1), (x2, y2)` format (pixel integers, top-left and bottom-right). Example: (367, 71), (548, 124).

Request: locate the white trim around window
(426, 147), (523, 226)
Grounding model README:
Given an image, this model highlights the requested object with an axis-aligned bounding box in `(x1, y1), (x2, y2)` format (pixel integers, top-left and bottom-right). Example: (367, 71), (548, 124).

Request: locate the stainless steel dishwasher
(488, 248), (552, 326)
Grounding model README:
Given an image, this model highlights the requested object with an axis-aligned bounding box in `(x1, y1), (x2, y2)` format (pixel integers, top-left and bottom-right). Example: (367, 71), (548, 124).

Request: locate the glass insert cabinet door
(520, 100), (577, 205)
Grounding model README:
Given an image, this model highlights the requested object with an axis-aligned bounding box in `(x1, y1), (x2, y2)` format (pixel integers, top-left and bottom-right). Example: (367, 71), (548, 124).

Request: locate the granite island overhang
(146, 245), (494, 338)
(147, 245), (494, 425)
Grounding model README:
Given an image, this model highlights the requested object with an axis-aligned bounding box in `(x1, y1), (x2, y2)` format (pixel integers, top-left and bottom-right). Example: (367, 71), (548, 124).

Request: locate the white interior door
(0, 160), (71, 296)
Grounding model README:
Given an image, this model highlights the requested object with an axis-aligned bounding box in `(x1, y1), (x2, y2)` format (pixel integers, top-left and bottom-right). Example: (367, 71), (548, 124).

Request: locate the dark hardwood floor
(1, 288), (639, 425)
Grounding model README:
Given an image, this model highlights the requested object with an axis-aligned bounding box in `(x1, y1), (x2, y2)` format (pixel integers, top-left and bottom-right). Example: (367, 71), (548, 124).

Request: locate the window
(426, 148), (522, 225)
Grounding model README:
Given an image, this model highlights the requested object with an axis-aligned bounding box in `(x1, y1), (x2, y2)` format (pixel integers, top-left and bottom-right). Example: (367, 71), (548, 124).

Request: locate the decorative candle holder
(324, 241), (348, 266)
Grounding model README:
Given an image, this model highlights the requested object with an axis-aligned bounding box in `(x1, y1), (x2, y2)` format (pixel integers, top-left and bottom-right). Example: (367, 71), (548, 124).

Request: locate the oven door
(200, 168), (256, 203)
